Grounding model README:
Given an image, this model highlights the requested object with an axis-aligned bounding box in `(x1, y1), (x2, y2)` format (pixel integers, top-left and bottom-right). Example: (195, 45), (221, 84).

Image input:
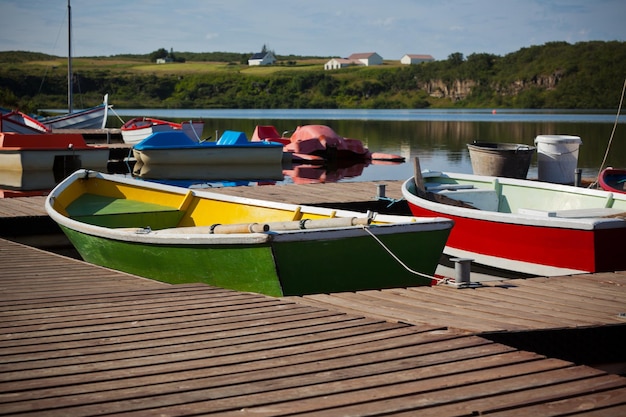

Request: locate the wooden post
(412, 157), (426, 195)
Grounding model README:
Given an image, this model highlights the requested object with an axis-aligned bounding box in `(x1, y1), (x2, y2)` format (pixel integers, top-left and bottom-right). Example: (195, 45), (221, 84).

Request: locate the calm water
(108, 109), (626, 185)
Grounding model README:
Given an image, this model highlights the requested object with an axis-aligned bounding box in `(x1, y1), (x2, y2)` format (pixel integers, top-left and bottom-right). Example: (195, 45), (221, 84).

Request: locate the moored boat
(41, 95), (111, 130)
(121, 117), (205, 144)
(1, 110), (51, 134)
(0, 132), (109, 172)
(599, 167), (626, 194)
(252, 124), (404, 163)
(45, 169), (453, 296)
(131, 130), (285, 178)
(401, 169), (626, 276)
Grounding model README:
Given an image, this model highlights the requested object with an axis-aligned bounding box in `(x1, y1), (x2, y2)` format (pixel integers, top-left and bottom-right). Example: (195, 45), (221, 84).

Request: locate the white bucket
(534, 135), (582, 184)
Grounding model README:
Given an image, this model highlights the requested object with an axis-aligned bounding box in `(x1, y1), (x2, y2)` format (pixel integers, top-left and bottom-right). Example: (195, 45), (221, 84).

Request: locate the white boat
(41, 95), (110, 130)
(1, 110), (51, 134)
(121, 117), (205, 144)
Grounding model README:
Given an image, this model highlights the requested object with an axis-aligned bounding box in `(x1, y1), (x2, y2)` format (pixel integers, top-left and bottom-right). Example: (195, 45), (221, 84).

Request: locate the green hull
(61, 225), (448, 297)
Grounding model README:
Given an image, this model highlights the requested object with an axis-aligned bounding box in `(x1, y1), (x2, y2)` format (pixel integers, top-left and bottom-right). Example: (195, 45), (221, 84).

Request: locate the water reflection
(284, 160), (404, 184)
(184, 118), (625, 181)
(3, 114), (624, 193)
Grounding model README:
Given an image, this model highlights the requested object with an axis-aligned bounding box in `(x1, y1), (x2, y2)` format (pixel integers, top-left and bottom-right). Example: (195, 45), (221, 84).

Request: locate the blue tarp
(134, 130), (279, 150)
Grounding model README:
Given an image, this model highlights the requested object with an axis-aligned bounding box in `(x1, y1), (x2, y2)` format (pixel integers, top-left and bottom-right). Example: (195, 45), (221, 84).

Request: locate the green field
(1, 41), (625, 112)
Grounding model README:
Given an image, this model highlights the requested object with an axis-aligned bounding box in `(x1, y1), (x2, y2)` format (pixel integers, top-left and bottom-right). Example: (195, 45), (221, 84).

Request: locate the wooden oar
(413, 156), (478, 209)
(208, 217), (371, 234)
(266, 217), (371, 231)
(210, 223), (270, 234)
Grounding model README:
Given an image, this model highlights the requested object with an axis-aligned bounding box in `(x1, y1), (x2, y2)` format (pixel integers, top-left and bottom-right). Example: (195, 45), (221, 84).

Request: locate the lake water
(108, 108), (626, 185)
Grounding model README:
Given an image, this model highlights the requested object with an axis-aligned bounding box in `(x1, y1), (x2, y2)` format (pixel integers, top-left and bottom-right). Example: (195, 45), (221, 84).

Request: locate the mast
(67, 0), (73, 113)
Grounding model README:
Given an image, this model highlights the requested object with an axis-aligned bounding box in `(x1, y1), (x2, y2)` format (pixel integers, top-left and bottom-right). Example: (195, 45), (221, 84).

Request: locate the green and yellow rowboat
(45, 170), (453, 296)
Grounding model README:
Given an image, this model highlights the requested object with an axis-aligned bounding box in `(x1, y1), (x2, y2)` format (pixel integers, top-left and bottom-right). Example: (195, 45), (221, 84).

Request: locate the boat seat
(217, 130), (249, 145)
(517, 207), (626, 218)
(66, 193), (184, 229)
(425, 183), (475, 191)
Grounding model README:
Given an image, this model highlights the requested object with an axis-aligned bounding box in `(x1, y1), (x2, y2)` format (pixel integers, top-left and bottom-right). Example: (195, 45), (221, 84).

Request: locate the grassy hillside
(1, 41), (624, 113)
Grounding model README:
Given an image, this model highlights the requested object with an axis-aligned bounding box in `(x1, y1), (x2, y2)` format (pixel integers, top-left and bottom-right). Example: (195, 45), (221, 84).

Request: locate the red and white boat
(252, 124), (404, 163)
(121, 117), (205, 144)
(1, 110), (51, 134)
(598, 167), (626, 194)
(401, 169), (626, 276)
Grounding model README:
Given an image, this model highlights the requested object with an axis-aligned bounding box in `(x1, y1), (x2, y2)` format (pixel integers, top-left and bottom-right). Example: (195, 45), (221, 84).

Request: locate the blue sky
(0, 0), (624, 60)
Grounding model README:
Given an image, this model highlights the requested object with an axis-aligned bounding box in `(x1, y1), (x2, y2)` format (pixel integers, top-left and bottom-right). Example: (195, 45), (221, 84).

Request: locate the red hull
(407, 204), (623, 274)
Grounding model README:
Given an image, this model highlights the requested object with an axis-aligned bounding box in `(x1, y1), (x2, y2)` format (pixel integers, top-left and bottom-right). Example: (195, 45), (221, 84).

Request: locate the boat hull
(59, 222), (449, 296)
(599, 167), (626, 194)
(1, 111), (51, 134)
(0, 132), (109, 172)
(43, 104), (109, 130)
(133, 145), (283, 167)
(121, 119), (205, 144)
(0, 149), (109, 172)
(133, 162), (284, 180)
(131, 130), (284, 177)
(46, 170), (452, 296)
(402, 174), (626, 276)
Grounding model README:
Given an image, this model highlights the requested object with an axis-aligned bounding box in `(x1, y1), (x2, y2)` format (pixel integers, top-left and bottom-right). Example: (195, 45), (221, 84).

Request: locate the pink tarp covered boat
(252, 124), (404, 163)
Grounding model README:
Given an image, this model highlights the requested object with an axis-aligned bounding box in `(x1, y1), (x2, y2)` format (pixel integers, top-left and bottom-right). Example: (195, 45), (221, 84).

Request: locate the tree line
(1, 41), (625, 113)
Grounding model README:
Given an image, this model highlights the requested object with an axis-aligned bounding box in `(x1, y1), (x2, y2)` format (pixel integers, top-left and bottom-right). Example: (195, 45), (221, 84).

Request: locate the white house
(400, 54), (435, 65)
(348, 52), (383, 66)
(248, 51), (276, 66)
(324, 52), (384, 70)
(324, 58), (354, 70)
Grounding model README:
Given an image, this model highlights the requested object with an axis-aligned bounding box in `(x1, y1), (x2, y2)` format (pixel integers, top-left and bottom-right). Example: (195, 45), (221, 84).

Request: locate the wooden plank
(0, 195), (47, 217)
(369, 288), (589, 328)
(1, 218), (626, 415)
(289, 271), (626, 333)
(407, 284), (624, 326)
(0, 336), (504, 415)
(99, 361), (620, 417)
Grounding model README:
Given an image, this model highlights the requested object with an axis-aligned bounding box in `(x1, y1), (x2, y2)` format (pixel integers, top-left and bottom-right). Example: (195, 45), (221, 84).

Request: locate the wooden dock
(1, 182), (626, 415)
(1, 238), (626, 416)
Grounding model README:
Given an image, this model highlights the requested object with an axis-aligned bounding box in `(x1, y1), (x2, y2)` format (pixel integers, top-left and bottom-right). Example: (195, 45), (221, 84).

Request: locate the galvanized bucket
(467, 142), (535, 179)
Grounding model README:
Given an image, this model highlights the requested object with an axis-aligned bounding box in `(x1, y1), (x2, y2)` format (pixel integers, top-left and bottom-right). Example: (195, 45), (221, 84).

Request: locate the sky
(0, 0), (624, 60)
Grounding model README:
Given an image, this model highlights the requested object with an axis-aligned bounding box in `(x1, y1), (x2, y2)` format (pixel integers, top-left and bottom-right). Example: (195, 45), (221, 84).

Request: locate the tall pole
(67, 0), (73, 113)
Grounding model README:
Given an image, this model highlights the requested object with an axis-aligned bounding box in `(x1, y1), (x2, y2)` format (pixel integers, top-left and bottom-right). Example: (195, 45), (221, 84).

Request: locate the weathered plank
(1, 213), (626, 415)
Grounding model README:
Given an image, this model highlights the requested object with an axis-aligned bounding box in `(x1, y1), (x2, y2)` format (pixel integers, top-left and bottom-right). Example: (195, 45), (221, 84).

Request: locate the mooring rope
(108, 106), (126, 124)
(360, 225), (448, 285)
(376, 196), (406, 208)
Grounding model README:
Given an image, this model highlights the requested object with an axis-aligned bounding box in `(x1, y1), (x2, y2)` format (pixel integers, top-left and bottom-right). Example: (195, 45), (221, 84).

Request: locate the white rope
(187, 120), (202, 141)
(360, 225), (448, 285)
(590, 78), (626, 188)
(108, 106), (126, 124)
